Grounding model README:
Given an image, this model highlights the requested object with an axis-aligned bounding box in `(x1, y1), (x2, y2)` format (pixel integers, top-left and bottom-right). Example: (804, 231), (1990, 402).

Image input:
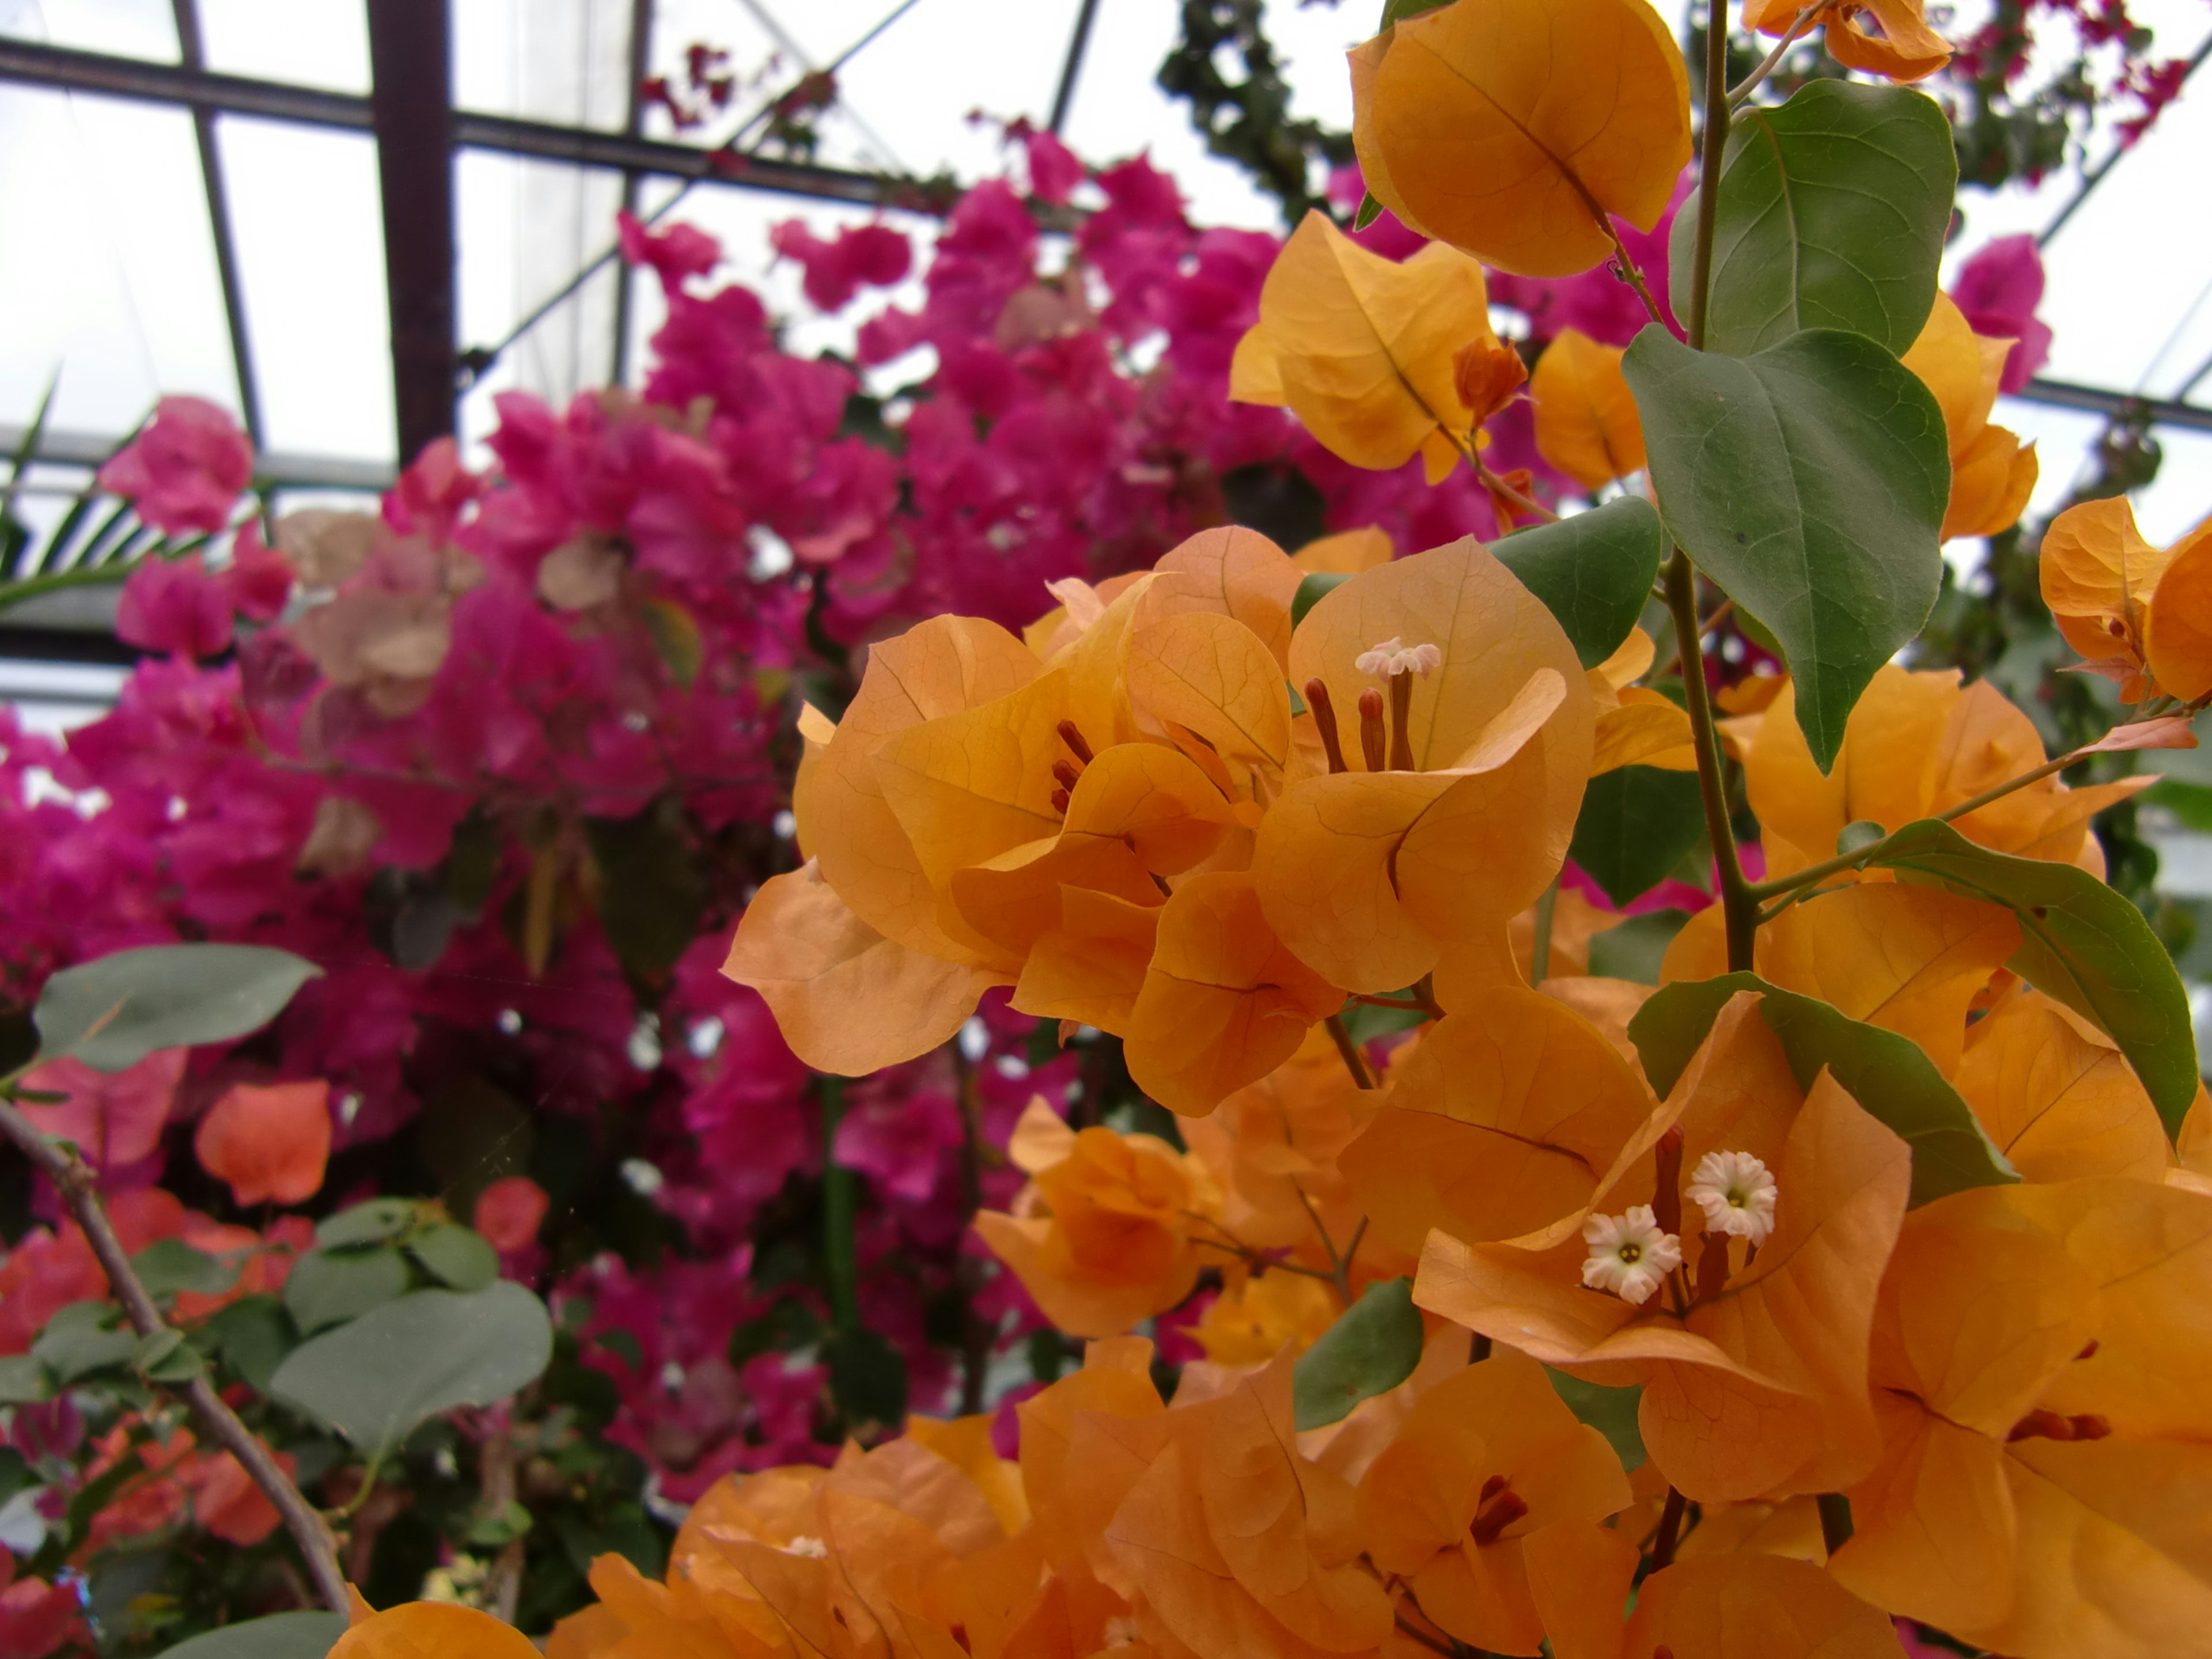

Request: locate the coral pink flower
(473, 1175), (551, 1251)
(193, 1080), (332, 1206)
(17, 1050), (184, 1168)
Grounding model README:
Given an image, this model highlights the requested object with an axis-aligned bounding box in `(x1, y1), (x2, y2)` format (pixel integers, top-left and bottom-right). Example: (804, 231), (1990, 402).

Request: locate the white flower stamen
(1581, 1205), (1682, 1305)
(1685, 1150), (1778, 1245)
(1355, 636), (1442, 679)
(779, 1535), (829, 1558)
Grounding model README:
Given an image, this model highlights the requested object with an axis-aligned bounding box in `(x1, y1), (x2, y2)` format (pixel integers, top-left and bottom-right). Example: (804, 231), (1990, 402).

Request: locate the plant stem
(1686, 0), (1735, 354)
(952, 1055), (991, 1416)
(1601, 219), (1668, 328)
(0, 558), (138, 616)
(1650, 1485), (1690, 1570)
(1816, 1491), (1855, 1555)
(1325, 1013), (1376, 1090)
(817, 1075), (861, 1331)
(0, 1098), (350, 1615)
(1665, 552), (1758, 969)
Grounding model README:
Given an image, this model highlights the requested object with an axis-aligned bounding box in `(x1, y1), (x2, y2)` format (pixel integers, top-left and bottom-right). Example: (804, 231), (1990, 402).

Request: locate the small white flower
(1685, 1150), (1779, 1244)
(1354, 636), (1442, 678)
(779, 1534), (829, 1558)
(1581, 1205), (1682, 1305)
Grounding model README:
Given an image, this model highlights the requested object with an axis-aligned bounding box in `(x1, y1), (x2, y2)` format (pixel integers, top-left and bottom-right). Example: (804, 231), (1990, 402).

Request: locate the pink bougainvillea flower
(116, 554), (235, 660)
(770, 219), (913, 312)
(193, 1080), (332, 1206)
(0, 1570), (82, 1659)
(1950, 234), (2052, 395)
(95, 395), (252, 535)
(616, 209), (721, 288)
(17, 1050), (185, 1168)
(474, 1174), (552, 1251)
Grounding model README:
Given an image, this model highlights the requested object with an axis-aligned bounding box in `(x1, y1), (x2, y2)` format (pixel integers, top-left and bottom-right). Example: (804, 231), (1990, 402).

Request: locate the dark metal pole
(1049, 0), (1102, 132)
(170, 0), (264, 447)
(611, 0), (655, 387)
(365, 0), (457, 464)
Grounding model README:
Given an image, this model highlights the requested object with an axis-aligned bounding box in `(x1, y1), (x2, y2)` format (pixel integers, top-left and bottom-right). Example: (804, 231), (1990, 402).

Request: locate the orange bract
(1901, 295), (2037, 541)
(1231, 213), (1499, 481)
(1531, 331), (1645, 491)
(192, 1080), (331, 1207)
(330, 1601), (543, 1659)
(1744, 0), (1950, 80)
(1351, 0), (1692, 277)
(2041, 494), (2212, 703)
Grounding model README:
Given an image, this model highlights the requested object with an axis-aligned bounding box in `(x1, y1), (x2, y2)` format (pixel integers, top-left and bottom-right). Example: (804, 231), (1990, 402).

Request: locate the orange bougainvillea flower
(1901, 294), (2037, 541)
(1828, 1176), (2212, 1657)
(1350, 0), (1691, 278)
(330, 1600), (543, 1659)
(192, 1080), (332, 1207)
(1744, 0), (1950, 81)
(1417, 995), (1912, 1504)
(1102, 1350), (1395, 1659)
(1740, 666), (2150, 880)
(1599, 1552), (1906, 1659)
(1531, 330), (1645, 492)
(1356, 1349), (1632, 1655)
(1255, 536), (1595, 999)
(1342, 984), (1655, 1259)
(1193, 1270), (1342, 1365)
(1123, 873), (1343, 1116)
(1231, 211), (1501, 482)
(2041, 494), (2212, 703)
(1584, 628), (1695, 775)
(973, 1099), (1221, 1338)
(1955, 987), (2176, 1182)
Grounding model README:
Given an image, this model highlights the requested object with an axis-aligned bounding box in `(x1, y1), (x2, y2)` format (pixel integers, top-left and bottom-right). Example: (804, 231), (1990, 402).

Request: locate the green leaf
(154, 1611), (346, 1659)
(406, 1224), (499, 1293)
(1293, 1275), (1422, 1430)
(822, 1325), (908, 1431)
(132, 1328), (202, 1385)
(0, 1354), (51, 1404)
(1545, 1367), (1645, 1470)
(32, 944), (321, 1073)
(205, 1296), (295, 1393)
(131, 1240), (238, 1299)
(1623, 325), (1948, 772)
(1379, 0), (1455, 24)
(1586, 908), (1690, 985)
(1493, 496), (1669, 670)
(1351, 191), (1384, 231)
(1673, 81), (1955, 356)
(1291, 570), (1353, 630)
(0, 1446), (31, 1506)
(2143, 777), (2212, 833)
(1868, 820), (2199, 1130)
(1570, 766), (1708, 907)
(268, 1282), (554, 1464)
(32, 1301), (135, 1383)
(585, 800), (708, 978)
(315, 1198), (419, 1249)
(1628, 972), (2016, 1205)
(283, 1246), (411, 1335)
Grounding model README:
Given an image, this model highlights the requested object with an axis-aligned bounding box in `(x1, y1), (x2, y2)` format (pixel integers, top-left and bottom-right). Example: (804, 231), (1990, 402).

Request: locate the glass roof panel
(198, 0), (371, 94)
(218, 114), (393, 461)
(454, 0), (634, 128)
(0, 0), (176, 61)
(0, 87), (236, 434)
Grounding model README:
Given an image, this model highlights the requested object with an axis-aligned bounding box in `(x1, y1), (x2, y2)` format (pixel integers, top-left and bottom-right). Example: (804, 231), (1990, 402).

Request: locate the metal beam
(169, 0), (264, 447)
(1050, 0), (1102, 132)
(0, 423), (395, 491)
(2009, 377), (2212, 436)
(366, 0), (457, 465)
(610, 0), (656, 387)
(0, 37), (942, 211)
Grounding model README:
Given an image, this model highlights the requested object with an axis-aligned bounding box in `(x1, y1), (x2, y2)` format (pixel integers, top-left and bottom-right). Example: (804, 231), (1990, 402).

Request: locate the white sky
(0, 0), (2207, 546)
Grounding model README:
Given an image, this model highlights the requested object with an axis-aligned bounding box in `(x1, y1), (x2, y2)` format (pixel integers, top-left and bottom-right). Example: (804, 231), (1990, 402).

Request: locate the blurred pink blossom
(96, 395), (252, 536)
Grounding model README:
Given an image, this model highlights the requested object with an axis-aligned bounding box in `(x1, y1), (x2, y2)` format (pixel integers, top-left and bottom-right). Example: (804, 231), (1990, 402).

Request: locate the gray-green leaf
(1673, 80), (1955, 356)
(283, 1246), (411, 1335)
(32, 944), (321, 1072)
(131, 1240), (238, 1299)
(155, 1611), (346, 1659)
(406, 1224), (499, 1293)
(32, 1301), (135, 1383)
(1869, 820), (2199, 1130)
(1623, 325), (1949, 772)
(314, 1198), (418, 1249)
(1494, 495), (1669, 670)
(1628, 971), (2016, 1206)
(1293, 1275), (1423, 1430)
(268, 1282), (554, 1464)
(1570, 764), (1708, 907)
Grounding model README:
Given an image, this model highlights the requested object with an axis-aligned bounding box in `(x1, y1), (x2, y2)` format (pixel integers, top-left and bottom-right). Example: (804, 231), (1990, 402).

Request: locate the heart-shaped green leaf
(1673, 81), (1955, 356)
(1868, 819), (2199, 1130)
(1494, 495), (1669, 670)
(1629, 972), (2016, 1206)
(1570, 764), (1708, 907)
(269, 1283), (553, 1465)
(156, 1612), (346, 1659)
(1623, 325), (1948, 772)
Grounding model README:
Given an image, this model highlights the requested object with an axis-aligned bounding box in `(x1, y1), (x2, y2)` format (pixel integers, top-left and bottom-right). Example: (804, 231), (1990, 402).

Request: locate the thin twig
(1727, 5), (1824, 106)
(1324, 1013), (1376, 1090)
(1601, 219), (1668, 328)
(1650, 1486), (1690, 1571)
(1665, 551), (1758, 970)
(0, 1098), (350, 1613)
(1292, 1183), (1354, 1305)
